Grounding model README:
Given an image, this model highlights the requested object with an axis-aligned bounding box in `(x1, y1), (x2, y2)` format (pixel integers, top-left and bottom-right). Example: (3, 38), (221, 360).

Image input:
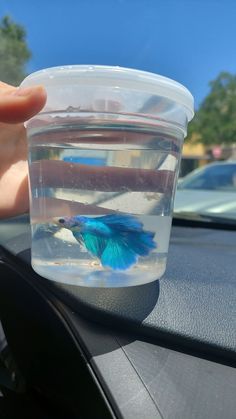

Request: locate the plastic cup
(21, 65), (194, 287)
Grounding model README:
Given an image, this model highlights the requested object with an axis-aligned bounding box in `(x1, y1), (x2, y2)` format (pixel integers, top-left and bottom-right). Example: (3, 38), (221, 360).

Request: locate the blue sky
(0, 0), (236, 108)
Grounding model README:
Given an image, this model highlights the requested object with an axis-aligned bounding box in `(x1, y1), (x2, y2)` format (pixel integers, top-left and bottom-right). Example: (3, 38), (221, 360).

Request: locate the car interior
(0, 214), (235, 418)
(0, 2), (236, 418)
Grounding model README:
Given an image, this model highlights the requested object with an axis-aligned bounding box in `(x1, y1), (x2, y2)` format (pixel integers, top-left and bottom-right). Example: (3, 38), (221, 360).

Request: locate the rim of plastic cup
(21, 65), (194, 121)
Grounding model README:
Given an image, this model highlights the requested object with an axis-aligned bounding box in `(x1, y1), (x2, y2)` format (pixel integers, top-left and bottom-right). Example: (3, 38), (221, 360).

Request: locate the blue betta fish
(57, 214), (156, 271)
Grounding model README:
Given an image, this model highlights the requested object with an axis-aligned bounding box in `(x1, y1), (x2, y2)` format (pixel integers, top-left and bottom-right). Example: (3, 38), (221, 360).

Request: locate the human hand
(0, 81), (46, 218)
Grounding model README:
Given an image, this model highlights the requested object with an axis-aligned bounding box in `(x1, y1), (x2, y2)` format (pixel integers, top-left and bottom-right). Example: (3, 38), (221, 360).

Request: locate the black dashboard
(0, 216), (235, 418)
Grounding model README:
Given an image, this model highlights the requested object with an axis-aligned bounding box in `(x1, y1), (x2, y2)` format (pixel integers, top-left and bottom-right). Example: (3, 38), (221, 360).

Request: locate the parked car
(174, 161), (236, 219)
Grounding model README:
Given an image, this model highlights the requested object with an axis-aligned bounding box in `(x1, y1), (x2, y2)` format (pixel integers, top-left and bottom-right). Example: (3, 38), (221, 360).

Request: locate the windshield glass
(0, 1), (236, 225)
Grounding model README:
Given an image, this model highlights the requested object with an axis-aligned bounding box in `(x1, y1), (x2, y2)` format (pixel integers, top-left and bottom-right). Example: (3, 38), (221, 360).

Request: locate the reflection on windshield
(174, 162), (236, 221)
(178, 163), (236, 191)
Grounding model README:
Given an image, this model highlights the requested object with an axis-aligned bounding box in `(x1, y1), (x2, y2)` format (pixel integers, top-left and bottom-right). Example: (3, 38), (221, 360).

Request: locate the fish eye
(58, 218), (65, 224)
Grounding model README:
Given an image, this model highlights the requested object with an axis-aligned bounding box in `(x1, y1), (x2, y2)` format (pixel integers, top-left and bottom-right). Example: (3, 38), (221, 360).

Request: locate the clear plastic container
(21, 65), (194, 287)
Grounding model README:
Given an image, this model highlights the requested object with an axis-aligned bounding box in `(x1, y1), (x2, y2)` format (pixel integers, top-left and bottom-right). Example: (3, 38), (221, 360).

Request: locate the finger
(30, 160), (175, 193)
(0, 81), (16, 94)
(0, 85), (47, 124)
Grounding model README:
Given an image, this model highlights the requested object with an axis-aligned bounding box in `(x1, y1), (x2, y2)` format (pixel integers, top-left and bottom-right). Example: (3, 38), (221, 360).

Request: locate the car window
(179, 164), (236, 191)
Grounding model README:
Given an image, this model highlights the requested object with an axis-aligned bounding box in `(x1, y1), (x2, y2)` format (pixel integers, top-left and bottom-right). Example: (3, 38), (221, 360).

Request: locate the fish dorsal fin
(96, 214), (143, 232)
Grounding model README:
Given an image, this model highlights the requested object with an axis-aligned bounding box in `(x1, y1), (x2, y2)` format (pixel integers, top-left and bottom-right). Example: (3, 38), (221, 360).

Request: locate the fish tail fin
(100, 230), (156, 271)
(126, 230), (156, 257)
(101, 238), (137, 270)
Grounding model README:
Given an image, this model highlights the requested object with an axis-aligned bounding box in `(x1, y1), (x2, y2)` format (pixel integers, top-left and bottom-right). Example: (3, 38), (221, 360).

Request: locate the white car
(174, 161), (236, 219)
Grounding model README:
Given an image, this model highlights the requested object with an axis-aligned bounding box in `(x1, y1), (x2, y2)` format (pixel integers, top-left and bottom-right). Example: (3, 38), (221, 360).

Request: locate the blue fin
(75, 228), (138, 270)
(72, 231), (84, 246)
(101, 238), (137, 270)
(79, 232), (106, 258)
(95, 214), (143, 232)
(100, 229), (156, 271)
(126, 231), (156, 256)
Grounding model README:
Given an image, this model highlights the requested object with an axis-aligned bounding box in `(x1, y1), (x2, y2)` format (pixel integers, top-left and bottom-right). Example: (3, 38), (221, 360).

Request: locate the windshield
(0, 1), (236, 225)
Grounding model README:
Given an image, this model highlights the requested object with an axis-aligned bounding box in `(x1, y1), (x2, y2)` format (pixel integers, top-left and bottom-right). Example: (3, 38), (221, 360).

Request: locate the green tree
(188, 71), (236, 145)
(0, 15), (31, 85)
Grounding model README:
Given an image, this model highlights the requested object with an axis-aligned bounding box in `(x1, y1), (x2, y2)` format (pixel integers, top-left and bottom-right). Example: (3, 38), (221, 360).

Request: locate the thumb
(0, 84), (47, 124)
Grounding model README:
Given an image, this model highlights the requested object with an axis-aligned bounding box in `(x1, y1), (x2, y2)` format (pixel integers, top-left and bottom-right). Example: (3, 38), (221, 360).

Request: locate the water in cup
(28, 115), (180, 287)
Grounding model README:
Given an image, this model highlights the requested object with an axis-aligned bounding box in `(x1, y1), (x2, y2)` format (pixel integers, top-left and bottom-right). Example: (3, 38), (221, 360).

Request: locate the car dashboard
(0, 215), (235, 418)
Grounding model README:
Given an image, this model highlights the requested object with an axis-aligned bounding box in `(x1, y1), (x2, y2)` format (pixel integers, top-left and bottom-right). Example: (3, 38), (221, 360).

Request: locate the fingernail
(13, 86), (42, 97)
